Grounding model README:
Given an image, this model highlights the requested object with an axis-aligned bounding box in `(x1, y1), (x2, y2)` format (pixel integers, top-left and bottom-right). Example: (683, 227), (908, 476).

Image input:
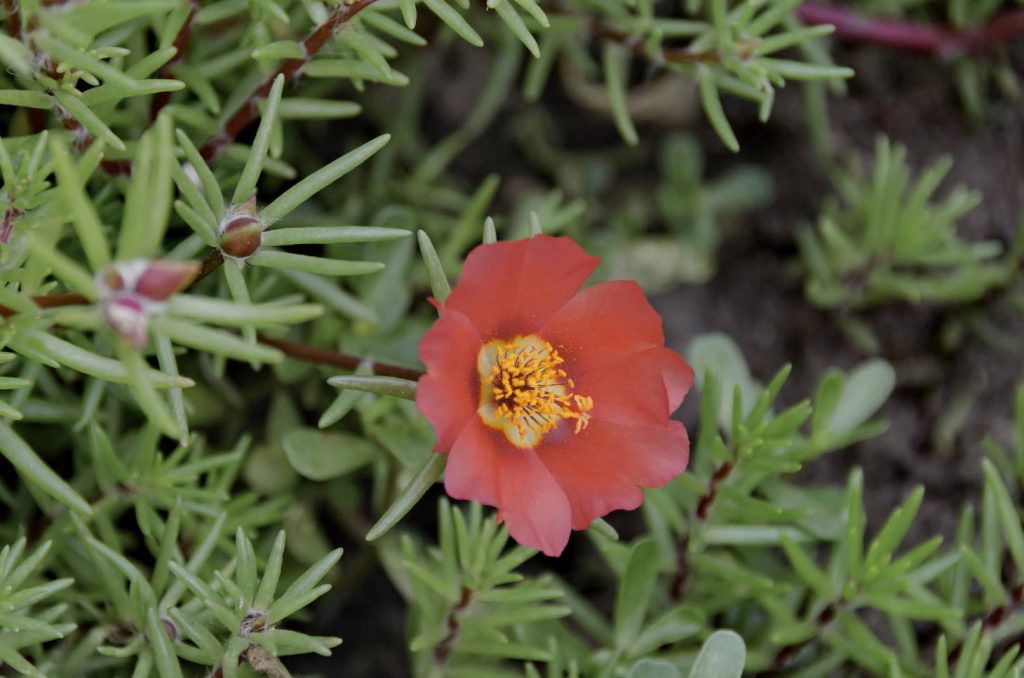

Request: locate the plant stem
(765, 599), (841, 673)
(0, 292), (89, 316)
(434, 587), (472, 666)
(594, 3), (1024, 67)
(199, 0), (378, 160)
(2, 0), (21, 40)
(23, 0), (375, 174)
(150, 0), (199, 121)
(182, 0), (384, 283)
(0, 292), (423, 379)
(256, 333), (423, 380)
(592, 21), (719, 63)
(670, 460), (735, 601)
(948, 583), (1024, 664)
(192, 249), (225, 288)
(1, 205), (19, 243)
(796, 3), (1024, 56)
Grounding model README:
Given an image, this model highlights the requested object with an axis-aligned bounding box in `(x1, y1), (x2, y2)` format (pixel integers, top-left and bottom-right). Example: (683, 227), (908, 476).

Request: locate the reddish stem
(2, 0), (21, 40)
(593, 21), (718, 63)
(0, 291), (423, 379)
(31, 292), (90, 309)
(765, 600), (841, 674)
(0, 206), (18, 244)
(670, 460), (735, 601)
(25, 0), (374, 174)
(192, 249), (225, 288)
(797, 3), (1024, 57)
(199, 0), (378, 160)
(0, 293), (83, 318)
(948, 584), (1024, 665)
(434, 587), (472, 666)
(96, 158), (133, 176)
(255, 333), (423, 380)
(150, 0), (199, 121)
(26, 109), (47, 134)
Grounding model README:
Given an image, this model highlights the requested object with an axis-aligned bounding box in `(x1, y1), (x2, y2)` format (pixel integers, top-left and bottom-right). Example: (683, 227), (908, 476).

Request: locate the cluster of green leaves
(368, 331), (1024, 677)
(391, 499), (568, 676)
(0, 539), (74, 675)
(798, 136), (1017, 311)
(754, 382), (1024, 677)
(0, 420), (347, 677)
(0, 1), (187, 149)
(0, 0), (434, 673)
(0, 118), (404, 450)
(346, 325), (1024, 678)
(385, 497), (753, 678)
(326, 316), (1013, 675)
(0, 0), (1020, 676)
(520, 0), (853, 151)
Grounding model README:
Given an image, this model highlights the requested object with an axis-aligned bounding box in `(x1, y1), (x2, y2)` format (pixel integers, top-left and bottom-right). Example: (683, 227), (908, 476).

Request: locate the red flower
(416, 235), (693, 556)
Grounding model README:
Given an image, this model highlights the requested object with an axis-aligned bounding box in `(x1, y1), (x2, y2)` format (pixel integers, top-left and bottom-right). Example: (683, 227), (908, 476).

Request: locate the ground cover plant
(0, 0), (1022, 676)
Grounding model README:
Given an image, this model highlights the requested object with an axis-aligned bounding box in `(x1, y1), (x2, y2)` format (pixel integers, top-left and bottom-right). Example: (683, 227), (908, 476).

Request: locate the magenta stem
(797, 2), (1024, 57)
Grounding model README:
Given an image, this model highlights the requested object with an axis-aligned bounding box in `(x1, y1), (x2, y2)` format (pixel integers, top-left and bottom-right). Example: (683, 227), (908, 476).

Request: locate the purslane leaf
(262, 135), (391, 226)
(0, 425), (92, 515)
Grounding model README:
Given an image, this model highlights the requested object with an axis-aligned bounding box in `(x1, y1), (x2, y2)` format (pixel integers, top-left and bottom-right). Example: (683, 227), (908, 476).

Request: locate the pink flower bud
(103, 296), (149, 349)
(135, 260), (201, 301)
(160, 614), (178, 641)
(219, 215), (263, 259)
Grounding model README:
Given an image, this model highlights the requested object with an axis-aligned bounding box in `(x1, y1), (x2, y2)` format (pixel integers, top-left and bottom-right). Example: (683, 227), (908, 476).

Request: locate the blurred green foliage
(0, 0), (1020, 676)
(799, 136), (1016, 311)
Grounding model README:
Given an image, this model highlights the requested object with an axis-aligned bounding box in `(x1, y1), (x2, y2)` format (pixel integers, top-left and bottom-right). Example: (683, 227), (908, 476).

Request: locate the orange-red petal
(579, 347), (693, 426)
(538, 419), (689, 530)
(444, 235), (599, 340)
(541, 280), (664, 363)
(660, 347), (694, 415)
(445, 421), (572, 556)
(416, 308), (482, 451)
(541, 280), (692, 423)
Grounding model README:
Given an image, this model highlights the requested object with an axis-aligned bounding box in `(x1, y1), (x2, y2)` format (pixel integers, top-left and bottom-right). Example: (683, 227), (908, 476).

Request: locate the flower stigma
(477, 335), (593, 448)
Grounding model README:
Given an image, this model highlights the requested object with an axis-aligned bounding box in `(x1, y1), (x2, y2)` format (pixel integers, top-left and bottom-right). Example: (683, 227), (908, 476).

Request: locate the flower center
(477, 335), (593, 449)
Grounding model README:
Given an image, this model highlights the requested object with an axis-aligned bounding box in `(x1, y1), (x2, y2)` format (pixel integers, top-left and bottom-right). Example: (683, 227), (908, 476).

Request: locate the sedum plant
(0, 0), (1019, 676)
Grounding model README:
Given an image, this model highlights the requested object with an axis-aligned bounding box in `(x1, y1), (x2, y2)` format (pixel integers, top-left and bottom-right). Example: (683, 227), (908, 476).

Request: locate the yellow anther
(476, 335), (594, 448)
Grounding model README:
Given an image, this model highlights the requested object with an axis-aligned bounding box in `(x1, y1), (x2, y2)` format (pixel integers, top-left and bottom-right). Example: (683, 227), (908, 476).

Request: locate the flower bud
(103, 296), (149, 349)
(219, 214), (263, 259)
(135, 259), (201, 301)
(160, 614), (179, 641)
(240, 609), (268, 637)
(102, 267), (126, 292)
(95, 261), (145, 299)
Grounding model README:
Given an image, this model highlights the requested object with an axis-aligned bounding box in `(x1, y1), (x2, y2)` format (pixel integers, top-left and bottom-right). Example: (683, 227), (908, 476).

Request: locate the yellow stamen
(477, 335), (593, 448)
